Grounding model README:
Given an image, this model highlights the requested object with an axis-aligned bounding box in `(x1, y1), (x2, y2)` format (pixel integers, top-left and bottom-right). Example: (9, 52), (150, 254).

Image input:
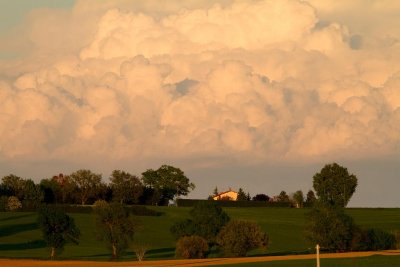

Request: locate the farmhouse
(213, 189), (238, 201)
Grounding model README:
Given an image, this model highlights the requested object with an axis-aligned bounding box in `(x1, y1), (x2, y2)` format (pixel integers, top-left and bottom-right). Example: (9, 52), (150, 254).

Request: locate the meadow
(0, 207), (399, 261)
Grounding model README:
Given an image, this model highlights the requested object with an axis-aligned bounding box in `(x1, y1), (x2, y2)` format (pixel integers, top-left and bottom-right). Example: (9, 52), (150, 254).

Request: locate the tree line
(211, 187), (317, 208)
(0, 165), (195, 210)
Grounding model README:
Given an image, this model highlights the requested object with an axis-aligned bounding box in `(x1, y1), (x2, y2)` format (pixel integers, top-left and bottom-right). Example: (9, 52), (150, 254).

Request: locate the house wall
(213, 191), (238, 201)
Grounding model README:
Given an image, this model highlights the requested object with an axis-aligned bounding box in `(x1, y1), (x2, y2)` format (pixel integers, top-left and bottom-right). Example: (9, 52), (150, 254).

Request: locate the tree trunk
(112, 244), (117, 259)
(51, 247), (56, 259)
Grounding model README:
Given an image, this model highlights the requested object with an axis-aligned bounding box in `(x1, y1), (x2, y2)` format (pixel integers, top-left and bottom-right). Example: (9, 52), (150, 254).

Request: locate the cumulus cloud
(0, 0), (400, 171)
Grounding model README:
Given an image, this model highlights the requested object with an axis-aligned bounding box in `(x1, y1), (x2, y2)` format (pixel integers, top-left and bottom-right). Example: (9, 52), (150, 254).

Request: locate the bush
(354, 228), (396, 251)
(7, 196), (22, 211)
(217, 220), (268, 257)
(175, 235), (209, 259)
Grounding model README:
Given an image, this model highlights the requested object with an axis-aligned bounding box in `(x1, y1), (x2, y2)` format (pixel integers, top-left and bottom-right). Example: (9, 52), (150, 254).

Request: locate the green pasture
(201, 255), (400, 267)
(0, 207), (399, 260)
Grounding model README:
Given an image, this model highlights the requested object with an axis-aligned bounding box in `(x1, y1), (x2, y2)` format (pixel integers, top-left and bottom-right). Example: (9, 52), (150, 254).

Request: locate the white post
(316, 244), (320, 267)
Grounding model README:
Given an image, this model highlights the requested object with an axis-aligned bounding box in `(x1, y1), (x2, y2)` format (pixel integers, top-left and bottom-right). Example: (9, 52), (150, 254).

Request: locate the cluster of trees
(0, 165), (195, 209)
(37, 201), (136, 259)
(212, 187), (317, 208)
(306, 163), (397, 252)
(171, 201), (267, 258)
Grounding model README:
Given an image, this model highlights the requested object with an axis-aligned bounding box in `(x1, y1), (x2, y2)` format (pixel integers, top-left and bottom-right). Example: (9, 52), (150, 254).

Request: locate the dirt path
(1, 250), (399, 267)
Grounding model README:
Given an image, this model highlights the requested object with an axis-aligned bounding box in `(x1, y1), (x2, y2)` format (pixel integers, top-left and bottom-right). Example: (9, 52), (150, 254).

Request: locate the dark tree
(313, 163), (357, 207)
(252, 194), (270, 202)
(277, 191), (290, 202)
(38, 206), (80, 259)
(305, 190), (316, 205)
(217, 220), (268, 257)
(110, 170), (143, 204)
(171, 201), (230, 244)
(1, 174), (25, 199)
(93, 201), (135, 259)
(142, 165), (195, 205)
(237, 188), (247, 201)
(305, 204), (356, 252)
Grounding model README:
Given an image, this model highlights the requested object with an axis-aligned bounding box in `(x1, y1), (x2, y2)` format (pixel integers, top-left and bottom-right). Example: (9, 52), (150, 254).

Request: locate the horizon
(0, 0), (399, 208)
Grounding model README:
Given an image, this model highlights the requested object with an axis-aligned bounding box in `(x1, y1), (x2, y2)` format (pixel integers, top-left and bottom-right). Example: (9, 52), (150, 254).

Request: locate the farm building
(213, 189), (238, 201)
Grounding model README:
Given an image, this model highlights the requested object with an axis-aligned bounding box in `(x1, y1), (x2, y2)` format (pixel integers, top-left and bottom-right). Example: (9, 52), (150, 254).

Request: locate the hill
(0, 207), (399, 260)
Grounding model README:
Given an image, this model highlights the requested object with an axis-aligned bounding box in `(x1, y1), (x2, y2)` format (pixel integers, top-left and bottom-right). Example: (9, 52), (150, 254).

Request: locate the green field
(201, 255), (400, 267)
(0, 207), (399, 260)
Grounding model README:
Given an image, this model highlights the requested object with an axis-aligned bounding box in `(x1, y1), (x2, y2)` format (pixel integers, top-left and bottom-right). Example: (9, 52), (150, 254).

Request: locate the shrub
(394, 230), (400, 249)
(175, 235), (209, 259)
(0, 196), (8, 211)
(217, 220), (268, 257)
(355, 228), (396, 251)
(7, 196), (22, 211)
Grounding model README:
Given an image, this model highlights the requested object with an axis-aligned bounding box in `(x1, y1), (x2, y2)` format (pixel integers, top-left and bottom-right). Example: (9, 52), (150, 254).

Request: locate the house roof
(214, 189), (238, 197)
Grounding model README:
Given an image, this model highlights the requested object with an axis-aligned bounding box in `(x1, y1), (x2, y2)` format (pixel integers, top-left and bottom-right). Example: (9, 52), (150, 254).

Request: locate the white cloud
(0, 0), (399, 170)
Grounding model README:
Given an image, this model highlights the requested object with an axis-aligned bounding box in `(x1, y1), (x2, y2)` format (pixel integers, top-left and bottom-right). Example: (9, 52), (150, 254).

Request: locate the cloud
(0, 0), (400, 171)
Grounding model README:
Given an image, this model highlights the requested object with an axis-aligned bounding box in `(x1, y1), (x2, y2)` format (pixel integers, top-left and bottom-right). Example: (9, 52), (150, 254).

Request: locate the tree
(51, 174), (76, 204)
(305, 204), (356, 252)
(213, 186), (218, 196)
(313, 163), (357, 207)
(110, 170), (143, 204)
(277, 191), (290, 202)
(21, 179), (43, 209)
(175, 235), (209, 259)
(217, 220), (268, 257)
(305, 190), (316, 205)
(142, 165), (195, 205)
(69, 169), (103, 205)
(38, 205), (80, 259)
(1, 174), (25, 199)
(93, 200), (135, 259)
(252, 194), (270, 202)
(292, 190), (304, 208)
(171, 201), (230, 244)
(237, 188), (247, 201)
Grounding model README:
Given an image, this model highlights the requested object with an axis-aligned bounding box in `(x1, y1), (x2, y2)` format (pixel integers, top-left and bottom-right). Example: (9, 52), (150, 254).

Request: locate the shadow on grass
(0, 239), (45, 250)
(0, 213), (34, 222)
(0, 222), (38, 237)
(146, 247), (175, 259)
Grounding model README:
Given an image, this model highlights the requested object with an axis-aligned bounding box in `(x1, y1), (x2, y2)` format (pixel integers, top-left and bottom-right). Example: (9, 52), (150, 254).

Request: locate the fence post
(316, 244), (320, 267)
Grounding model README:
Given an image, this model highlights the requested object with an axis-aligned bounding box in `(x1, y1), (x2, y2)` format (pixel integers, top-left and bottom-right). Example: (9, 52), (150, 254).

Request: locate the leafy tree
(40, 179), (60, 204)
(237, 188), (247, 201)
(38, 205), (80, 259)
(277, 191), (290, 202)
(1, 174), (25, 199)
(51, 174), (76, 204)
(217, 220), (268, 257)
(306, 204), (356, 252)
(292, 190), (304, 208)
(175, 235), (209, 259)
(171, 201), (230, 244)
(93, 200), (135, 259)
(142, 165), (195, 205)
(252, 194), (270, 202)
(69, 169), (103, 205)
(313, 163), (357, 207)
(22, 179), (43, 209)
(305, 190), (316, 205)
(110, 170), (143, 204)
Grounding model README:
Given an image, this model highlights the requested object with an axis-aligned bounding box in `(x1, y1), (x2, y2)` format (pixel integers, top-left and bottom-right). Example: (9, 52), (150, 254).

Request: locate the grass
(0, 207), (399, 260)
(200, 255), (400, 267)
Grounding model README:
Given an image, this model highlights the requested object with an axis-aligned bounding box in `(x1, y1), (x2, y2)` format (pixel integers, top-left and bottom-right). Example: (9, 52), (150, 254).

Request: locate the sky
(0, 0), (399, 207)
